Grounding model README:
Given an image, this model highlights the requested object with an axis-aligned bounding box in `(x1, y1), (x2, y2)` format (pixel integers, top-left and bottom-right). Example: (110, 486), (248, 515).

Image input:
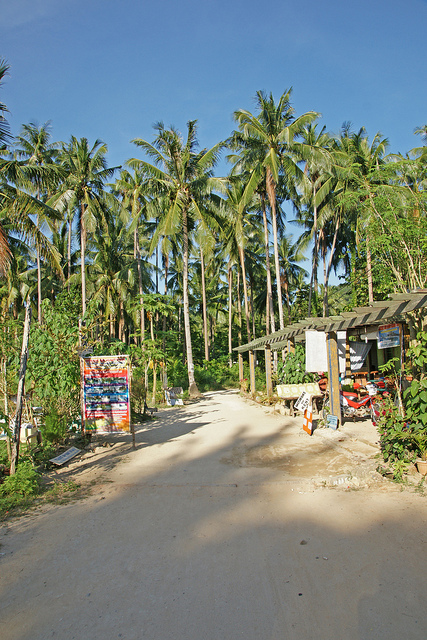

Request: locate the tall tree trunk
(261, 193), (275, 334)
(366, 239), (374, 305)
(200, 248), (209, 361)
(350, 244), (357, 308)
(155, 223), (159, 293)
(250, 272), (256, 339)
(182, 209), (199, 397)
(162, 251), (169, 357)
(308, 191), (318, 317)
(36, 245), (42, 323)
(134, 227), (145, 343)
(149, 313), (155, 341)
(266, 169), (285, 331)
(322, 231), (328, 318)
(119, 300), (125, 343)
(323, 215), (340, 317)
(36, 214), (42, 324)
(151, 362), (157, 404)
(67, 211), (72, 292)
(228, 261), (233, 367)
(237, 270), (242, 346)
(2, 356), (11, 461)
(80, 203), (87, 316)
(238, 246), (252, 343)
(10, 305), (32, 475)
(283, 274), (291, 321)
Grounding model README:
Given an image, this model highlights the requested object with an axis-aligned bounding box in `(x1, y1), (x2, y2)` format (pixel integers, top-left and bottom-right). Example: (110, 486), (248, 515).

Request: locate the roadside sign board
(294, 390), (311, 413)
(82, 355), (131, 433)
(378, 324), (400, 349)
(326, 414), (339, 430)
(50, 447), (81, 466)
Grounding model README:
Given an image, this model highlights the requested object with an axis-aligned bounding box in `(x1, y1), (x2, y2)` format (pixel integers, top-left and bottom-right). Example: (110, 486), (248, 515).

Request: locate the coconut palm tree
(220, 177), (260, 343)
(130, 121), (224, 396)
(14, 121), (61, 322)
(278, 234), (308, 322)
(88, 196), (137, 341)
(0, 59), (12, 274)
(0, 61), (61, 282)
(331, 125), (389, 307)
(114, 168), (152, 343)
(50, 137), (118, 316)
(231, 89), (319, 332)
(297, 123), (334, 315)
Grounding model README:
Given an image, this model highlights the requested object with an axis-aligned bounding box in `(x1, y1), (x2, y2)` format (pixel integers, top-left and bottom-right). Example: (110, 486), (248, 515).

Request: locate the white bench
(276, 383), (323, 416)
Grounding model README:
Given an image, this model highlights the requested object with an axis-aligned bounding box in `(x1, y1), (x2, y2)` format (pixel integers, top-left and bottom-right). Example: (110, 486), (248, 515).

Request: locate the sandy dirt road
(1, 390), (427, 640)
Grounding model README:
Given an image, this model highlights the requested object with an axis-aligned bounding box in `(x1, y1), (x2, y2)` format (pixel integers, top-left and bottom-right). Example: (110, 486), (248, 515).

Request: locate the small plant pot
(416, 459), (427, 476)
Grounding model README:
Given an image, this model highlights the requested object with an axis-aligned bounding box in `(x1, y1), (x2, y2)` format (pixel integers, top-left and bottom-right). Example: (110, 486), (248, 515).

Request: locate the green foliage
(276, 344), (315, 384)
(166, 358), (189, 391)
(22, 442), (57, 469)
(401, 331), (427, 428)
(166, 356), (241, 394)
(195, 358), (240, 392)
(42, 407), (69, 444)
(367, 182), (427, 293)
(377, 399), (416, 480)
(376, 333), (427, 478)
(407, 330), (427, 371)
(0, 461), (41, 515)
(0, 440), (9, 466)
(404, 378), (427, 429)
(26, 294), (81, 442)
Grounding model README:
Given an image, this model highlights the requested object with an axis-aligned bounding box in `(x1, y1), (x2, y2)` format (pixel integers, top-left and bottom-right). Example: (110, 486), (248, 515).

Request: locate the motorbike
(322, 381), (381, 424)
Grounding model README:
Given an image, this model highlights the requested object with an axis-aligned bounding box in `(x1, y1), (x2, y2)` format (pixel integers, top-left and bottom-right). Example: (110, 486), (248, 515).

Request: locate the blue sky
(2, 0), (426, 167)
(1, 0), (426, 254)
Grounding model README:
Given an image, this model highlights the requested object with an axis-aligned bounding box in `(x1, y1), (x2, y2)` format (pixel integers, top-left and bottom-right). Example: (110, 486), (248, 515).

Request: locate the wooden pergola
(234, 289), (427, 426)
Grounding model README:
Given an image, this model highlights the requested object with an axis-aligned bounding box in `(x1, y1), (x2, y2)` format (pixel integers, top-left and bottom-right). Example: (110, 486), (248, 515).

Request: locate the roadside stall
(235, 289), (427, 430)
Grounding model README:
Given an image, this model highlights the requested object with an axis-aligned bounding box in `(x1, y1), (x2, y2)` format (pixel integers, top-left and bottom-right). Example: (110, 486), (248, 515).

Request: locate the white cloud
(0, 0), (61, 28)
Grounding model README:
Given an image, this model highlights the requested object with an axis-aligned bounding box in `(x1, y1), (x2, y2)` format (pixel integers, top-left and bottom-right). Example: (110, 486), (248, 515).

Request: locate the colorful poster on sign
(82, 355), (131, 433)
(378, 324), (400, 349)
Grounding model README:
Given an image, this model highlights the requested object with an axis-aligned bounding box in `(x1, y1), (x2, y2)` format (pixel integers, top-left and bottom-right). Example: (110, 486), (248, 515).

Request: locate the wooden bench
(276, 382), (323, 416)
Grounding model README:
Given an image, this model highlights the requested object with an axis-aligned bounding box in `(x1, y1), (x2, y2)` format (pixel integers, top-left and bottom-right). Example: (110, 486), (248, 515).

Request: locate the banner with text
(82, 355), (131, 433)
(378, 324), (400, 350)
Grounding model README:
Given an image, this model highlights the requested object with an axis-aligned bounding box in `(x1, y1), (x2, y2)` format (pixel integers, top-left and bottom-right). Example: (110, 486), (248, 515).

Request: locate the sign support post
(249, 350), (256, 395)
(265, 344), (273, 398)
(327, 331), (342, 427)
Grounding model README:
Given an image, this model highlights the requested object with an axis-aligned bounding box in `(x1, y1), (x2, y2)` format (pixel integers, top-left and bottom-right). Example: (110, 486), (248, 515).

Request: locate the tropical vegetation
(1, 57), (427, 480)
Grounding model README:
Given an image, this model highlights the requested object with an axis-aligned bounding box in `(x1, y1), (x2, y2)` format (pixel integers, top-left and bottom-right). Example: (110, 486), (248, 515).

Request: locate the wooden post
(345, 335), (351, 378)
(238, 352), (244, 390)
(327, 331), (342, 426)
(265, 344), (273, 398)
(288, 337), (295, 354)
(3, 357), (11, 461)
(129, 361), (136, 449)
(249, 349), (256, 395)
(10, 305), (32, 475)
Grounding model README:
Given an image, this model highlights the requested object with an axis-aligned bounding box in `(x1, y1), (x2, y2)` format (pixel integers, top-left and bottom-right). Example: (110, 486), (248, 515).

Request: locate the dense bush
(165, 357), (242, 394)
(0, 461), (41, 514)
(195, 358), (241, 392)
(376, 332), (427, 480)
(377, 399), (416, 479)
(276, 344), (315, 384)
(26, 294), (81, 440)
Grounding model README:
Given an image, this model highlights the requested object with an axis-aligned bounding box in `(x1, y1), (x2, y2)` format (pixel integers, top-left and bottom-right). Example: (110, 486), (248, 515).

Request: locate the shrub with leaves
(26, 294), (81, 441)
(376, 398), (417, 480)
(0, 461), (41, 514)
(276, 344), (315, 384)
